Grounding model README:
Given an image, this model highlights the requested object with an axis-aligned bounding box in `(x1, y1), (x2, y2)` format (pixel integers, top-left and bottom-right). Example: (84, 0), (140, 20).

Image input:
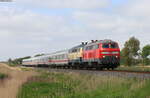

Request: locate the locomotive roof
(70, 44), (85, 50)
(99, 40), (117, 43)
(47, 49), (68, 55)
(23, 50), (69, 61)
(85, 40), (117, 46)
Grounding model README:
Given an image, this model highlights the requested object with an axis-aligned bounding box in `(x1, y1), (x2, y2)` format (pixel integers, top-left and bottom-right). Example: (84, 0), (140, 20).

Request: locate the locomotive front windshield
(102, 43), (118, 48)
(102, 44), (109, 48)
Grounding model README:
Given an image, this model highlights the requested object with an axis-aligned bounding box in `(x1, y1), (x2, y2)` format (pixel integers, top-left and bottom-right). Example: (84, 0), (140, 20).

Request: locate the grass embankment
(116, 66), (150, 72)
(18, 71), (150, 98)
(0, 73), (8, 79)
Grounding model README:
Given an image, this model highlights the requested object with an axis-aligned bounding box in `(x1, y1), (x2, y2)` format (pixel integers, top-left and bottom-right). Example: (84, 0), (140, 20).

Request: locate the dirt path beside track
(0, 63), (36, 98)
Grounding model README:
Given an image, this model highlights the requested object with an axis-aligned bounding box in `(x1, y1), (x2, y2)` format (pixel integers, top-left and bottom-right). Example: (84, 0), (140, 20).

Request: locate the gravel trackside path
(0, 63), (36, 98)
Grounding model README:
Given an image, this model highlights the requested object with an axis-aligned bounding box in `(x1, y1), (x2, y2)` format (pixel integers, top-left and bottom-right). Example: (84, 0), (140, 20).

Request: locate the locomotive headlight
(103, 56), (105, 58)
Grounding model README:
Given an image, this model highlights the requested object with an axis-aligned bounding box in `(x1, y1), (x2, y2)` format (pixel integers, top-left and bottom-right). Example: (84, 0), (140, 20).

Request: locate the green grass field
(18, 71), (150, 98)
(0, 73), (7, 79)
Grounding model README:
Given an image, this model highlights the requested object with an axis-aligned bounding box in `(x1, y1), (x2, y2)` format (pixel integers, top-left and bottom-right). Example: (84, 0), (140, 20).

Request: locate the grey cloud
(120, 0), (150, 17)
(16, 0), (109, 9)
(72, 6), (150, 48)
(0, 0), (150, 61)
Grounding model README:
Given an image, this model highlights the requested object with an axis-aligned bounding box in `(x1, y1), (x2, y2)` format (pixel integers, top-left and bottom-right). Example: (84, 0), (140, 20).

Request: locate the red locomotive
(83, 40), (120, 69)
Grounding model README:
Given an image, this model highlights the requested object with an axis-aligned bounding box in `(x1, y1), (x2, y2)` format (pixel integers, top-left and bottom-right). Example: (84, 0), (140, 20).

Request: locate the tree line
(8, 53), (45, 66)
(8, 37), (150, 66)
(8, 56), (31, 66)
(121, 37), (150, 66)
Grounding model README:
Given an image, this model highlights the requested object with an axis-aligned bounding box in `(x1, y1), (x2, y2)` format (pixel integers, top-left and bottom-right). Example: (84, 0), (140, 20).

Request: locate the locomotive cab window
(102, 44), (109, 48)
(110, 43), (118, 48)
(77, 48), (80, 52)
(72, 49), (77, 53)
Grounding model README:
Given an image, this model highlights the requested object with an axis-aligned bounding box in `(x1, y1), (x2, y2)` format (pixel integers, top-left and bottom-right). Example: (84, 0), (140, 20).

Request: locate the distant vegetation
(34, 54), (45, 57)
(121, 37), (150, 66)
(7, 53), (45, 66)
(0, 73), (8, 79)
(8, 56), (31, 66)
(18, 71), (150, 98)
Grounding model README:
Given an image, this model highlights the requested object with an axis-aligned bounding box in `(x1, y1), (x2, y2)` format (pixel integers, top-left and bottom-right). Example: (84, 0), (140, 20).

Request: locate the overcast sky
(0, 0), (150, 61)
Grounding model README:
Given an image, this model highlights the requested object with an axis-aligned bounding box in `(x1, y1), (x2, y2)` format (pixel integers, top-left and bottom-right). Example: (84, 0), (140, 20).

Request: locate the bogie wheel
(111, 67), (114, 70)
(107, 67), (110, 70)
(96, 67), (103, 70)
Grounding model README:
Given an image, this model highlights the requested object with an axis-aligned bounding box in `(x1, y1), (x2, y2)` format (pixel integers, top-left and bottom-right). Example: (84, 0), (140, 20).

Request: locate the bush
(143, 58), (150, 65)
(0, 73), (8, 79)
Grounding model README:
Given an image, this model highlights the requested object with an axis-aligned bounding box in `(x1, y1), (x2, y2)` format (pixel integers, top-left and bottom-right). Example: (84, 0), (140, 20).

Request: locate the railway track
(36, 67), (150, 79)
(102, 70), (150, 74)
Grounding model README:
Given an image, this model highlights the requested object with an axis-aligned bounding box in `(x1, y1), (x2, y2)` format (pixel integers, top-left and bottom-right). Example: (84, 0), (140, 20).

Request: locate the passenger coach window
(102, 44), (109, 48)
